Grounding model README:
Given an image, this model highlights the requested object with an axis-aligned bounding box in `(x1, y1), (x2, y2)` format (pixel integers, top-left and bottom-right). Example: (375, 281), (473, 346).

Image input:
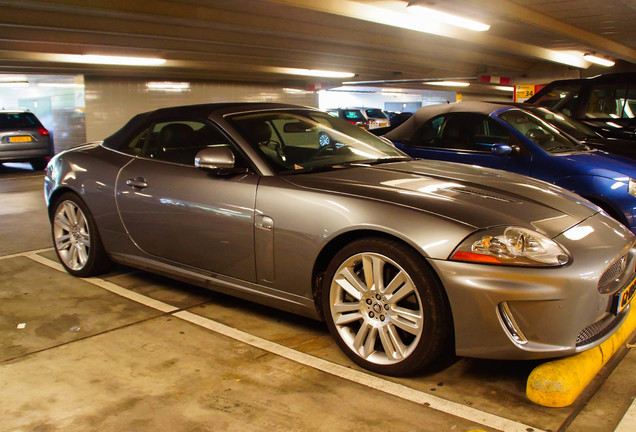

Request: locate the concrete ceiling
(0, 0), (634, 93)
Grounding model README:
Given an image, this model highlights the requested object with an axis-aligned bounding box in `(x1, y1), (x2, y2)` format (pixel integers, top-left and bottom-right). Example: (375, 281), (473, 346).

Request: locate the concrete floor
(1, 162), (636, 432)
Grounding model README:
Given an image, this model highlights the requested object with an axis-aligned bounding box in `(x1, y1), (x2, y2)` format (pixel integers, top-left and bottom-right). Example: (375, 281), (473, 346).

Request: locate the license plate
(8, 136), (32, 142)
(379, 123), (388, 127)
(617, 278), (636, 314)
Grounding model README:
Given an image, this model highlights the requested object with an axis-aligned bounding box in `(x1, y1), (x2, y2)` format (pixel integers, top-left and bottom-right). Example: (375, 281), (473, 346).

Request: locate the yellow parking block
(527, 308), (636, 407)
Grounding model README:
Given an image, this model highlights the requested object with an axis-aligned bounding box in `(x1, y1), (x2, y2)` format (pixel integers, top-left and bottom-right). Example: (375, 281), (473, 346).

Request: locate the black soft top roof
(102, 102), (312, 148)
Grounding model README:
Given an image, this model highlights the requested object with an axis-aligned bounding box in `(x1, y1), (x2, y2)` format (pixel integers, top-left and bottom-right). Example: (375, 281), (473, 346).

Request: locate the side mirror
(491, 143), (513, 156)
(195, 146), (235, 170)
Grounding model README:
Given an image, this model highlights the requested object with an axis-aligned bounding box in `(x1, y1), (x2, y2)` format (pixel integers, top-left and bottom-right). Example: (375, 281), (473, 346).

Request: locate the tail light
(38, 127), (50, 136)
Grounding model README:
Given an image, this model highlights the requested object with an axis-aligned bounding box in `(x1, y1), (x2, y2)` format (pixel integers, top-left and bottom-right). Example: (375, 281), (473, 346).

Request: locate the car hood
(552, 150), (636, 179)
(584, 138), (636, 161)
(284, 159), (599, 238)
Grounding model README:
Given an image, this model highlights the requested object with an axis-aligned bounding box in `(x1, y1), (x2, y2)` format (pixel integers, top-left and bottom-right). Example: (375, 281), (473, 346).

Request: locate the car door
(398, 112), (531, 175)
(115, 119), (259, 282)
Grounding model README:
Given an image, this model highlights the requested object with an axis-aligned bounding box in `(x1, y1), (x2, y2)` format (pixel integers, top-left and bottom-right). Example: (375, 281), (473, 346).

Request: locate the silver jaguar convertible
(44, 103), (636, 376)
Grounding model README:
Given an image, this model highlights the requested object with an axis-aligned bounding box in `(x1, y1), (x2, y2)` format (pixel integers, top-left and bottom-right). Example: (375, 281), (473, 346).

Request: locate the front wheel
(51, 193), (111, 277)
(322, 238), (452, 376)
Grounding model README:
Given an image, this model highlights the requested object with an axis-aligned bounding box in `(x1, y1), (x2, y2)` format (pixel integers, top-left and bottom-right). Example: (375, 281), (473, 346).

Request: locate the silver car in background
(1, 109), (53, 170)
(44, 103), (636, 376)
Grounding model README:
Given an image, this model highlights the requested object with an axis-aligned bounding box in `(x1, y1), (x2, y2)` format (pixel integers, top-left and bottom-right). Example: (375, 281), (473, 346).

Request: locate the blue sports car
(385, 102), (636, 233)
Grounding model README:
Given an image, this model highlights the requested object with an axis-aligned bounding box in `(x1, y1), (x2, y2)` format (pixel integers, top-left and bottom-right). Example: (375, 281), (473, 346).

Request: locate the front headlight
(629, 178), (636, 198)
(451, 226), (570, 267)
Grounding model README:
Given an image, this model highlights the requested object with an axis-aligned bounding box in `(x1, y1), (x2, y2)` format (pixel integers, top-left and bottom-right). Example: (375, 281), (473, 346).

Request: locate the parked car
(45, 102), (636, 376)
(357, 107), (391, 129)
(517, 103), (636, 161)
(370, 111), (414, 136)
(387, 111), (413, 128)
(326, 108), (369, 129)
(385, 101), (636, 233)
(527, 73), (636, 141)
(0, 109), (53, 170)
(327, 107), (390, 129)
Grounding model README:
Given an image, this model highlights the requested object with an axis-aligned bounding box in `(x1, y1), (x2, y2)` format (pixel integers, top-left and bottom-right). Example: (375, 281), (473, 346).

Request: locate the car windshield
(365, 109), (388, 119)
(498, 109), (582, 154)
(531, 84), (582, 117)
(0, 112), (39, 130)
(230, 110), (408, 174)
(527, 107), (598, 140)
(342, 110), (365, 122)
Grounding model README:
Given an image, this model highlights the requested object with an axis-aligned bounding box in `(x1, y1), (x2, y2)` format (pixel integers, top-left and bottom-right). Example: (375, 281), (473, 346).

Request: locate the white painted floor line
(0, 174), (44, 181)
(0, 247), (54, 261)
(19, 251), (542, 432)
(614, 396), (636, 432)
(25, 253), (178, 313)
(175, 310), (543, 432)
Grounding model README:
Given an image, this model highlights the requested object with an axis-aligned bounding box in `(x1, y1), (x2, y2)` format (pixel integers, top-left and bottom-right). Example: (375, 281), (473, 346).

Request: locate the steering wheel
(525, 128), (552, 144)
(315, 142), (341, 157)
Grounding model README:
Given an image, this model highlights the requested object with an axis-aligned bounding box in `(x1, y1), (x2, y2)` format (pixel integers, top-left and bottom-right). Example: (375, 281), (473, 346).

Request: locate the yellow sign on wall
(515, 85), (536, 102)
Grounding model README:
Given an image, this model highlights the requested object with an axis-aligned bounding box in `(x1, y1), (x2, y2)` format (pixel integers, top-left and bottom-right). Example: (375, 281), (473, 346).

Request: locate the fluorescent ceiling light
(583, 53), (615, 67)
(283, 88), (311, 94)
(426, 81), (471, 87)
(0, 81), (29, 87)
(272, 67), (355, 78)
(146, 81), (190, 91)
(407, 5), (490, 32)
(62, 54), (166, 66)
(495, 86), (515, 92)
(38, 83), (84, 88)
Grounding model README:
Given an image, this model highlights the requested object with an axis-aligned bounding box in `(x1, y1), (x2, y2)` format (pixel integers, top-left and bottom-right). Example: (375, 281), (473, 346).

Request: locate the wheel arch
(583, 195), (629, 227)
(47, 186), (81, 220)
(311, 228), (451, 321)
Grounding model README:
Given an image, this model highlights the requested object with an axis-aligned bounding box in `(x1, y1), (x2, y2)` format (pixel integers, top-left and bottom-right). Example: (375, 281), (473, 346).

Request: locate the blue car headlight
(451, 226), (570, 267)
(629, 178), (636, 198)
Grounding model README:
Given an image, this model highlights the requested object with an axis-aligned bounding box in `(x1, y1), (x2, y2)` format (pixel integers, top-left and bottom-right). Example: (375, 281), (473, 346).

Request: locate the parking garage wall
(84, 77), (319, 142)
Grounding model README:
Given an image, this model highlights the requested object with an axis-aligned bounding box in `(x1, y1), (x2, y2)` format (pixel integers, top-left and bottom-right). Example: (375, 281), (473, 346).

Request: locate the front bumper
(430, 212), (636, 360)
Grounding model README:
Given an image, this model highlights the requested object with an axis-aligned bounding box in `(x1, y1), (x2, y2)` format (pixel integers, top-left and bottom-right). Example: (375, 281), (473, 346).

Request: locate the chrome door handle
(126, 177), (148, 189)
(255, 215), (274, 231)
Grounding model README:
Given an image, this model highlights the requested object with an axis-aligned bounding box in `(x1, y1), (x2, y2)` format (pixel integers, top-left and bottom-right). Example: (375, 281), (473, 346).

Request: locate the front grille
(598, 255), (628, 293)
(576, 313), (622, 347)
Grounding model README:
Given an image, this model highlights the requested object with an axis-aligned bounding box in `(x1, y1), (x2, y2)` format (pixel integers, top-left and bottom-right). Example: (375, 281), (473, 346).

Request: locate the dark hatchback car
(518, 103), (636, 161)
(0, 110), (53, 170)
(527, 73), (636, 141)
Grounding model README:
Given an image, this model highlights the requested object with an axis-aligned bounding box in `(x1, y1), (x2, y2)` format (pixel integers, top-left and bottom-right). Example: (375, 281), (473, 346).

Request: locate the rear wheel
(51, 193), (111, 277)
(322, 238), (452, 376)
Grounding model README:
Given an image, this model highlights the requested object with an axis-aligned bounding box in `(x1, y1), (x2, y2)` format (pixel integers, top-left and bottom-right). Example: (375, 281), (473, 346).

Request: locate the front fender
(554, 175), (635, 231)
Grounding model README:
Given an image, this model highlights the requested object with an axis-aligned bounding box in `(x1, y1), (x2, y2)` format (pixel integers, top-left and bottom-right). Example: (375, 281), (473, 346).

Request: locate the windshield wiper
(279, 156), (411, 175)
(348, 156), (412, 166)
(546, 144), (577, 153)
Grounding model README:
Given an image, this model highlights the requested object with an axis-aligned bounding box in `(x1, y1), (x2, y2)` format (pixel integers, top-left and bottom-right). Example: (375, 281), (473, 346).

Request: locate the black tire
(322, 237), (452, 376)
(30, 158), (48, 171)
(51, 192), (112, 277)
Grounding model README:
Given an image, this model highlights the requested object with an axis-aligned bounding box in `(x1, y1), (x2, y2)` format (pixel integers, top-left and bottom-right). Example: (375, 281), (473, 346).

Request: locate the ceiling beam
(264, 0), (592, 68)
(458, 0), (636, 63)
